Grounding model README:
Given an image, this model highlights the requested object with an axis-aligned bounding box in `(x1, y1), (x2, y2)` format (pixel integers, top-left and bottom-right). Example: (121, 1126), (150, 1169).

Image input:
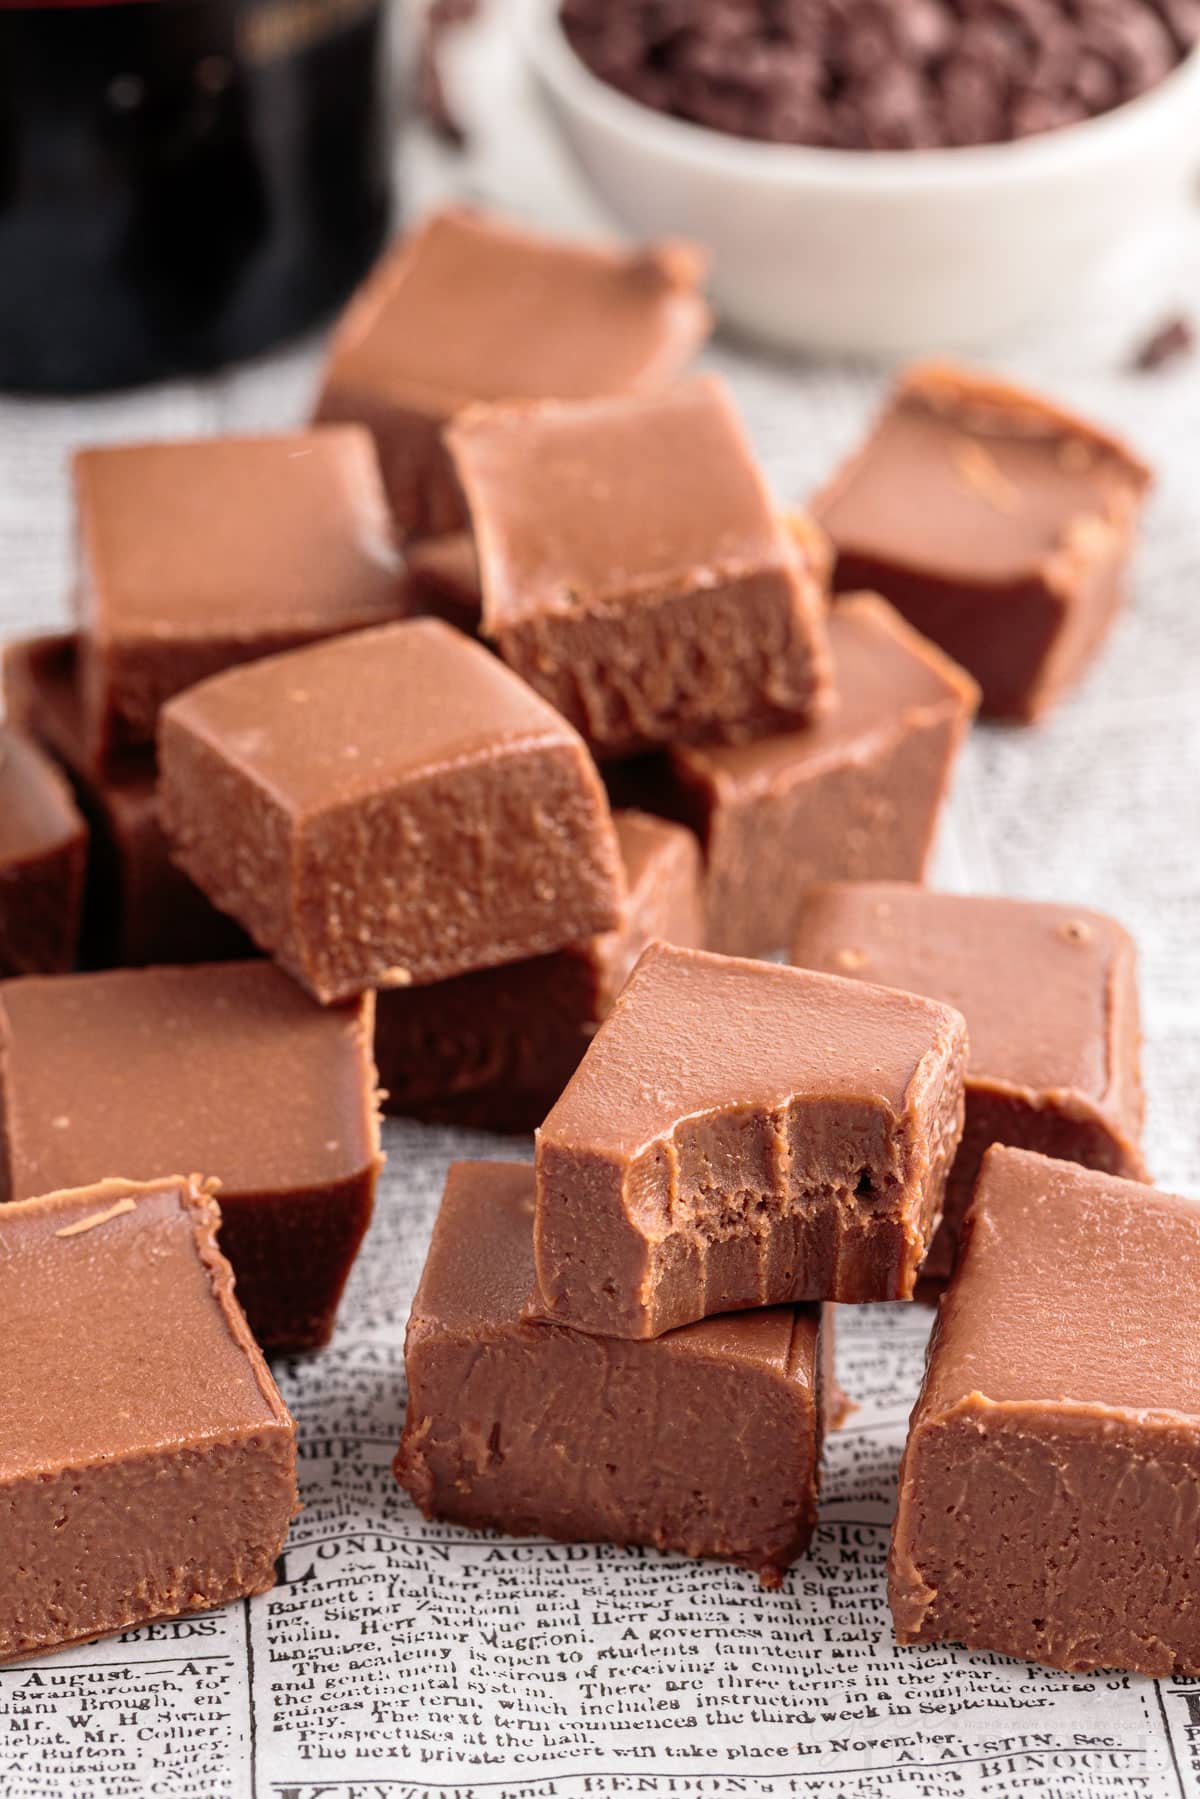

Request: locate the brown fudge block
(159, 618), (625, 1004)
(0, 1176), (296, 1663)
(406, 530), (483, 635)
(812, 362), (1152, 720)
(891, 1147), (1200, 1677)
(447, 377), (833, 758)
(792, 883), (1148, 1283)
(74, 427), (407, 760)
(0, 963), (382, 1350)
(633, 595), (978, 957)
(4, 633), (251, 967)
(534, 940), (968, 1336)
(315, 206), (711, 535)
(396, 1160), (829, 1585)
(0, 724), (86, 977)
(376, 810), (704, 1131)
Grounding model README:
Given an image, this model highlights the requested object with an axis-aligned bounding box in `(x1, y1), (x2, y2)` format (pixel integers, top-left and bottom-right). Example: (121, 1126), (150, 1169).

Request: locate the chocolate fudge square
(0, 1177), (296, 1663)
(891, 1147), (1200, 1677)
(448, 377), (832, 758)
(792, 883), (1148, 1282)
(636, 594), (978, 957)
(396, 1161), (829, 1585)
(375, 809), (704, 1131)
(4, 634), (250, 967)
(813, 362), (1152, 720)
(534, 941), (967, 1336)
(159, 618), (625, 1003)
(0, 725), (86, 978)
(0, 962), (381, 1351)
(315, 206), (711, 534)
(74, 427), (407, 759)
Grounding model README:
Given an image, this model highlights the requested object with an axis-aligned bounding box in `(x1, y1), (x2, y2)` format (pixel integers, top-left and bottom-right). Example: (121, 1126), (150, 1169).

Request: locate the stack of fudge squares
(0, 202), (1193, 1683)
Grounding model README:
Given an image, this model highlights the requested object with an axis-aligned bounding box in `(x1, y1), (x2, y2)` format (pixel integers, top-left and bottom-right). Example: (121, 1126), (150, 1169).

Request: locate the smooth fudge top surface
(538, 939), (967, 1162)
(160, 618), (588, 816)
(0, 962), (378, 1201)
(0, 1177), (291, 1480)
(448, 376), (790, 627)
(74, 429), (403, 640)
(813, 361), (1151, 585)
(320, 207), (711, 416)
(0, 724), (82, 861)
(923, 1147), (1200, 1420)
(791, 882), (1134, 1099)
(670, 594), (979, 800)
(414, 1159), (815, 1381)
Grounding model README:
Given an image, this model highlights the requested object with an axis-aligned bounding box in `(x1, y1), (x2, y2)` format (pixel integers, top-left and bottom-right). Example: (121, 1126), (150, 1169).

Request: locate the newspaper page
(2, 8), (1200, 1794)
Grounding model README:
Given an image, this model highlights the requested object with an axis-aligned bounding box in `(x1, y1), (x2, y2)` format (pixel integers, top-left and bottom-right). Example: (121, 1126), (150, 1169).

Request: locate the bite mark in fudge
(395, 1160), (829, 1585)
(0, 1176), (297, 1663)
(630, 595), (978, 957)
(812, 363), (1152, 720)
(73, 427), (407, 760)
(891, 1146), (1200, 1677)
(158, 618), (625, 1004)
(0, 962), (382, 1351)
(792, 882), (1148, 1282)
(315, 206), (711, 535)
(375, 810), (704, 1131)
(0, 724), (86, 977)
(534, 941), (968, 1336)
(3, 634), (251, 967)
(448, 377), (832, 758)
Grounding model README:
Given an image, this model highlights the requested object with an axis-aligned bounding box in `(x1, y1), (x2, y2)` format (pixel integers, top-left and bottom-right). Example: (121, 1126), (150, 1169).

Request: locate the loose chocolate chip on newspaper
(1132, 313), (1195, 371)
(560, 0), (1200, 150)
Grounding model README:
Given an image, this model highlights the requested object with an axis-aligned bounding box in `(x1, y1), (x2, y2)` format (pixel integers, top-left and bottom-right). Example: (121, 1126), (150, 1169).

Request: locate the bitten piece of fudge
(375, 810), (703, 1131)
(315, 206), (711, 534)
(0, 724), (86, 977)
(534, 941), (968, 1336)
(792, 882), (1148, 1282)
(447, 377), (832, 757)
(812, 362), (1152, 720)
(0, 962), (381, 1351)
(0, 1176), (296, 1663)
(158, 618), (625, 1003)
(396, 1160), (830, 1586)
(891, 1147), (1200, 1677)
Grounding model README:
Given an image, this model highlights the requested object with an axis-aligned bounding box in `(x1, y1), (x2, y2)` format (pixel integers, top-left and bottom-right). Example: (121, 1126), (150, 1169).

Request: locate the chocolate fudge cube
(315, 206), (711, 534)
(396, 1161), (829, 1585)
(637, 595), (978, 957)
(4, 634), (250, 967)
(74, 427), (407, 759)
(0, 725), (86, 977)
(812, 363), (1152, 720)
(0, 1176), (296, 1663)
(534, 940), (968, 1336)
(792, 883), (1148, 1282)
(0, 962), (381, 1350)
(159, 618), (625, 1004)
(891, 1147), (1200, 1676)
(375, 809), (704, 1131)
(406, 530), (483, 635)
(449, 377), (832, 757)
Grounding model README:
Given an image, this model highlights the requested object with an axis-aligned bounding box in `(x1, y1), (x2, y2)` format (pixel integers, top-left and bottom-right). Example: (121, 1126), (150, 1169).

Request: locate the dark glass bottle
(0, 0), (393, 393)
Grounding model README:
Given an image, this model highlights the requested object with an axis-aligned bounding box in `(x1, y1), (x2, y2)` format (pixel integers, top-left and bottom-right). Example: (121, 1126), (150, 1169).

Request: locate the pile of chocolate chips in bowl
(560, 0), (1200, 149)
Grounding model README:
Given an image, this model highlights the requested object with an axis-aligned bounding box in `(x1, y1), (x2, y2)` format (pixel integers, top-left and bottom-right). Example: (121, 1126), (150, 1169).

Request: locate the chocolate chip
(1132, 313), (1196, 371)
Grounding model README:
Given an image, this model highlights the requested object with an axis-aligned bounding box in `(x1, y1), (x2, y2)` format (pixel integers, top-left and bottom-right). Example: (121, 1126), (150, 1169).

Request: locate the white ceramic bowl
(521, 0), (1200, 356)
